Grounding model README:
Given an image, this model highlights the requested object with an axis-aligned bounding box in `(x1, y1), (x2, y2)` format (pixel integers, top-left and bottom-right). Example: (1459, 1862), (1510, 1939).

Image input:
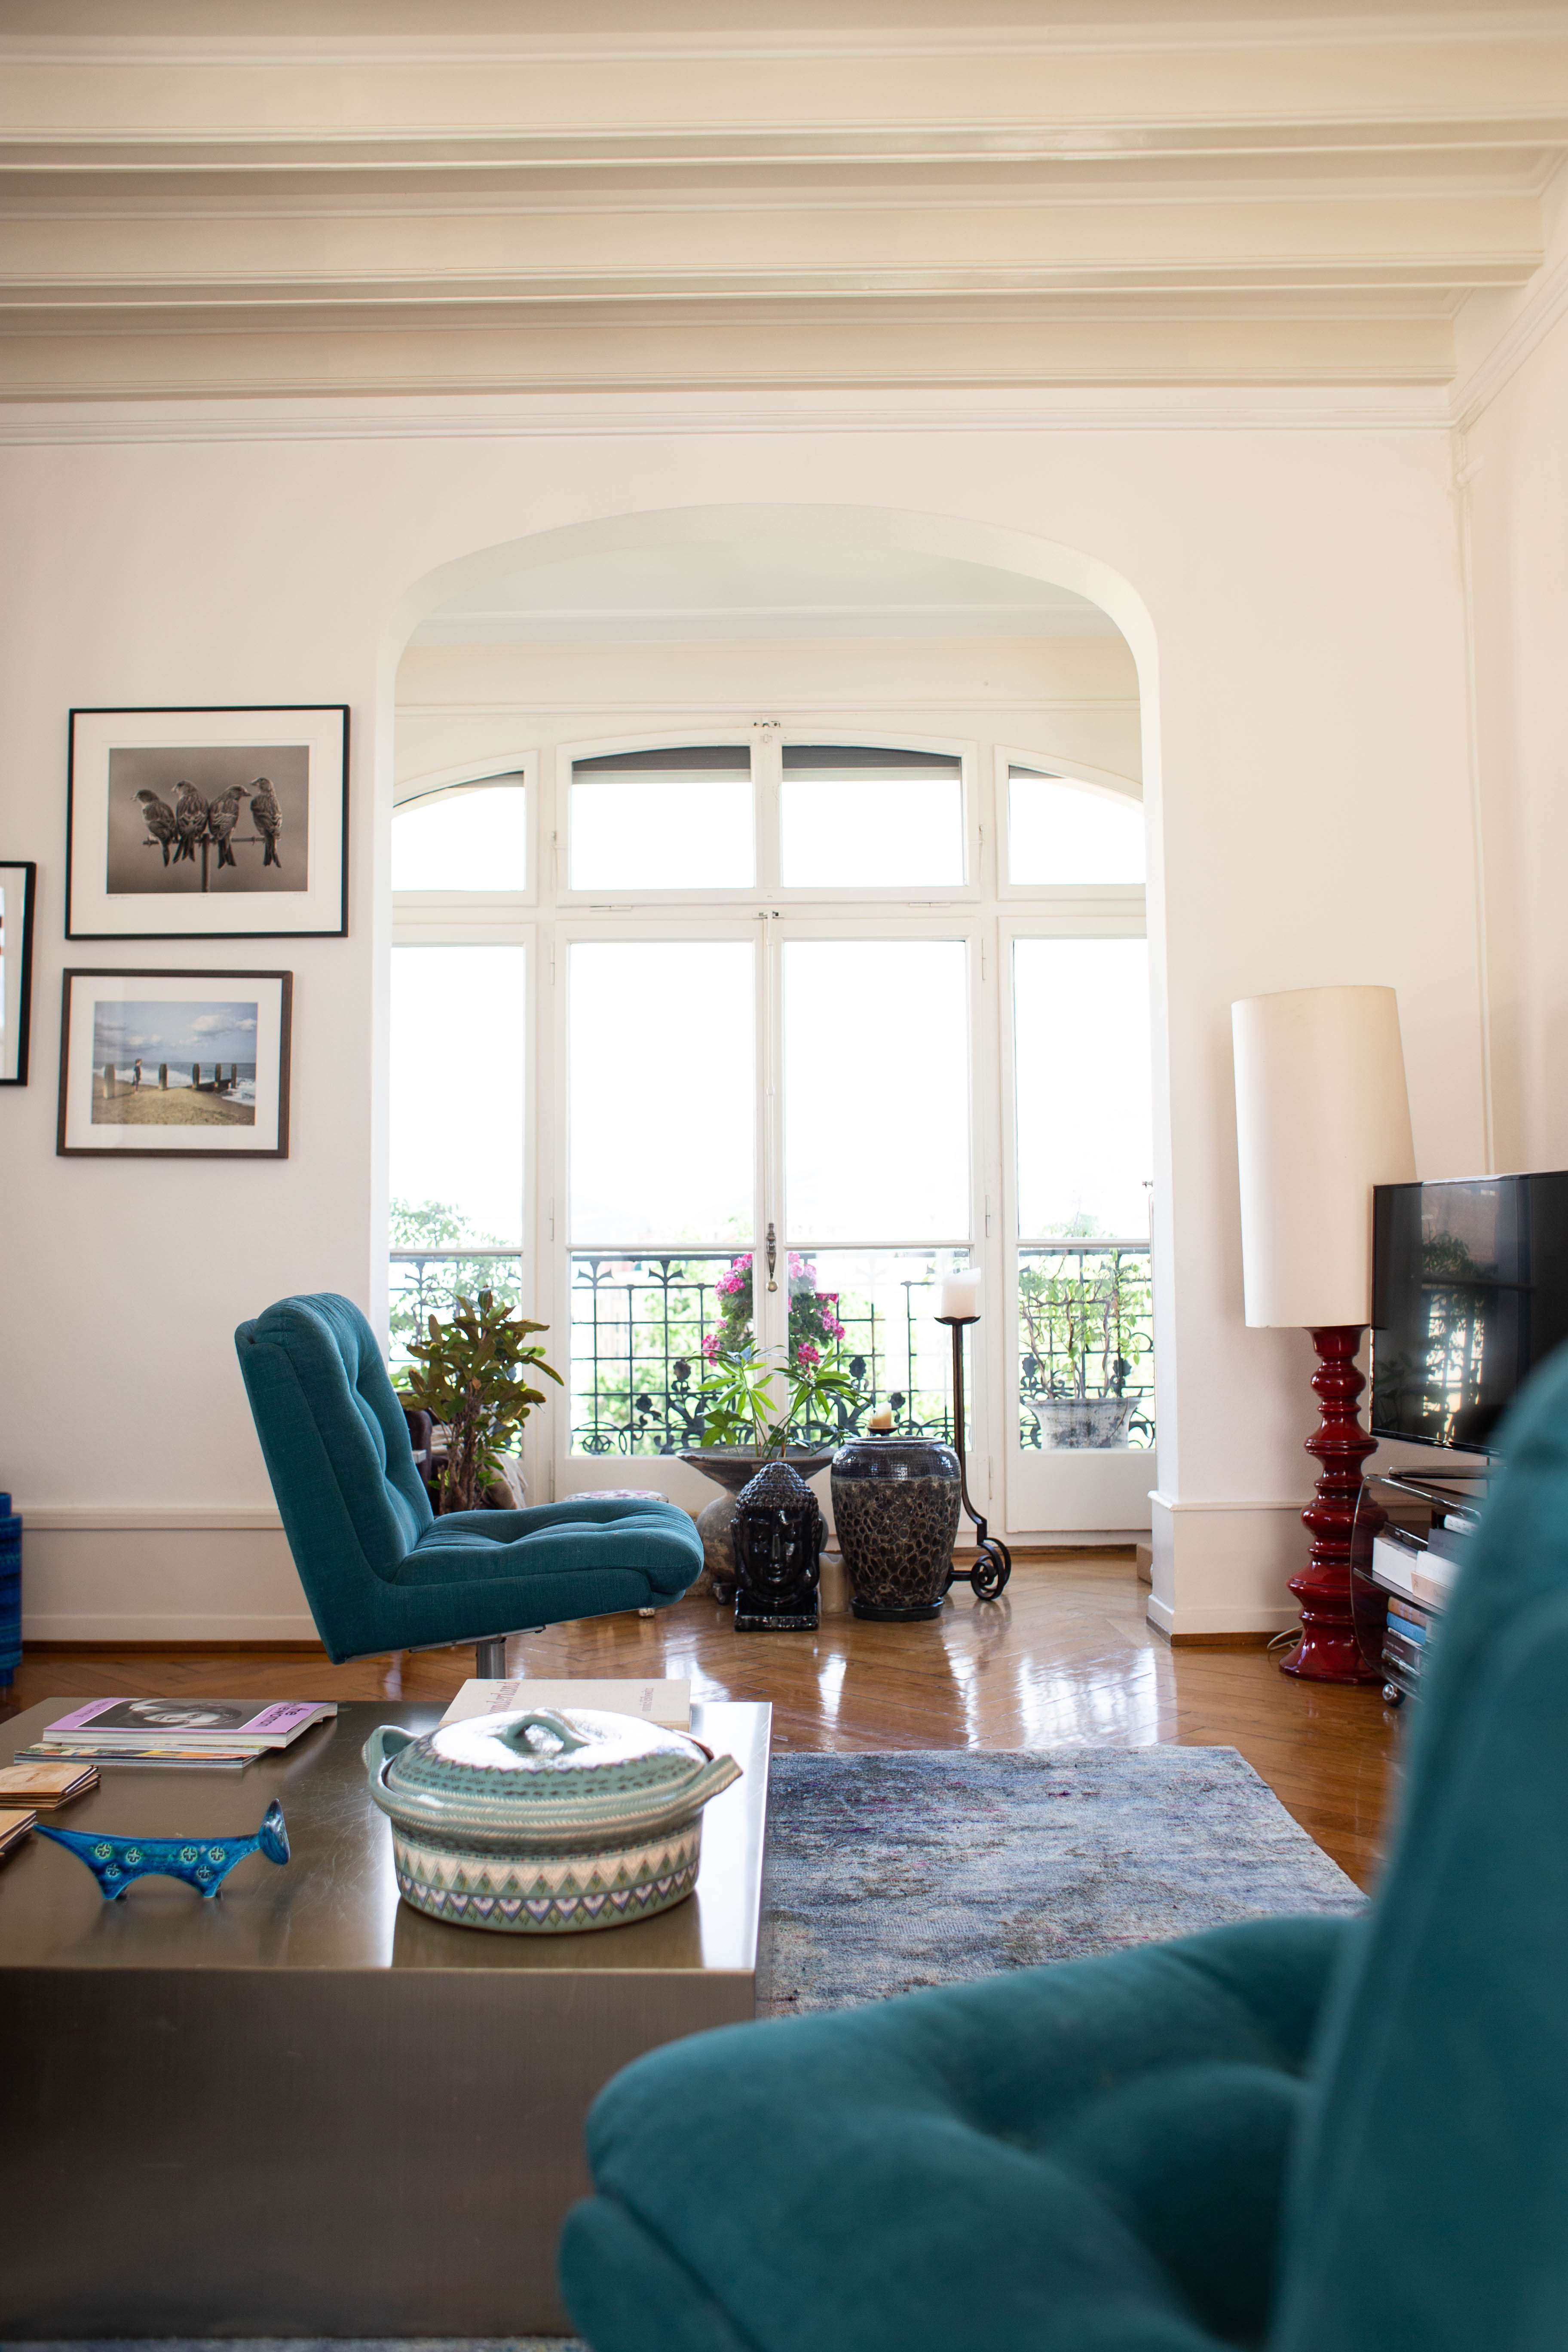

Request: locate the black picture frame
(57, 968), (294, 1159)
(0, 861), (37, 1085)
(66, 704), (349, 940)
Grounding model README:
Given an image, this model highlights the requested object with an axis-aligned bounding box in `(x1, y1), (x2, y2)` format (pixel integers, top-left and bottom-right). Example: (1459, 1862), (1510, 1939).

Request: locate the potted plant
(1020, 1246), (1151, 1450)
(395, 1290), (563, 1513)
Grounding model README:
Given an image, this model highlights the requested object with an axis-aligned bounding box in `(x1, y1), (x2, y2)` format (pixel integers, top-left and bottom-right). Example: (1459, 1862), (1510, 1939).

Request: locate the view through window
(390, 738), (1152, 1504)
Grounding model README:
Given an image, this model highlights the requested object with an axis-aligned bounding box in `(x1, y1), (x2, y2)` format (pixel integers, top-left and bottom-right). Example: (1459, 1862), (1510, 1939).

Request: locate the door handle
(766, 1222), (778, 1292)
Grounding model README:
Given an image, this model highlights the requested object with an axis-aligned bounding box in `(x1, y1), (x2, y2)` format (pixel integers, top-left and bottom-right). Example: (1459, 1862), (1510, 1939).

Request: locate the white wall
(1463, 305), (1568, 1179)
(0, 407), (1483, 1639)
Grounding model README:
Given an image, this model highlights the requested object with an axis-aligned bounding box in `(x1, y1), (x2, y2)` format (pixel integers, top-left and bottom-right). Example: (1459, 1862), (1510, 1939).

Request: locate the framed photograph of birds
(57, 970), (292, 1157)
(65, 705), (348, 938)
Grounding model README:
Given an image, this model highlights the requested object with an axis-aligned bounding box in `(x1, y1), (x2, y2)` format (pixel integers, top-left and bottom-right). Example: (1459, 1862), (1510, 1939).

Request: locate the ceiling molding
(1452, 240), (1568, 422)
(0, 384), (1455, 444)
(3, 15), (1567, 66)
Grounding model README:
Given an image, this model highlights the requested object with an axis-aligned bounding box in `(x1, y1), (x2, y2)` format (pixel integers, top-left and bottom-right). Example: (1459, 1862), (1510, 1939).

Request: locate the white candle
(938, 1271), (982, 1320)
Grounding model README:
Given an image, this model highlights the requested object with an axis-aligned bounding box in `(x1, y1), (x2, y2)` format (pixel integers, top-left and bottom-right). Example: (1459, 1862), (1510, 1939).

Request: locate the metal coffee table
(0, 1697), (770, 2339)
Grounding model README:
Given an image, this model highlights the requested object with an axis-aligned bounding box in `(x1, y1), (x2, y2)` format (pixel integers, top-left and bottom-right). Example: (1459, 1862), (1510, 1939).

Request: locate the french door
(553, 916), (989, 1524)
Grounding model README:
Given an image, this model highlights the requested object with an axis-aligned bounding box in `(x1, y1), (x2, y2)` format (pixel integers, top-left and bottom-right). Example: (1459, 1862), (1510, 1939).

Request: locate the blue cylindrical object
(0, 1491), (20, 1687)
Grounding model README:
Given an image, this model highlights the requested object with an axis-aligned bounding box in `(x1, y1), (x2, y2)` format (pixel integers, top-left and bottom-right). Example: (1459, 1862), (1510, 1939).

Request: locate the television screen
(1371, 1172), (1568, 1452)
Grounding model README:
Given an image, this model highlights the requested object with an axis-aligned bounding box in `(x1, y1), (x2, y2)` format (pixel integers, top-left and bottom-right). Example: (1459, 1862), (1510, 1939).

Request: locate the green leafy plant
(1018, 1244), (1152, 1403)
(698, 1336), (864, 1458)
(396, 1290), (563, 1513)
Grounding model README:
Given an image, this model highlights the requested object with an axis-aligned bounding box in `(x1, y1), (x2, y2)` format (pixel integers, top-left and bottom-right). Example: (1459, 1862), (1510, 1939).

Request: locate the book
(1371, 1534), (1458, 1608)
(1425, 1521), (1476, 1568)
(41, 1698), (335, 1750)
(0, 1760), (99, 1805)
(0, 1807), (37, 1860)
(1383, 1629), (1426, 1676)
(1386, 1596), (1430, 1638)
(16, 1742), (263, 1770)
(439, 1677), (693, 1733)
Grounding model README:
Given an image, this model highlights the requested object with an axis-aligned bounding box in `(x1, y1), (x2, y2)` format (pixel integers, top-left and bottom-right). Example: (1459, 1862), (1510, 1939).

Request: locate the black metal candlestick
(937, 1314), (1011, 1601)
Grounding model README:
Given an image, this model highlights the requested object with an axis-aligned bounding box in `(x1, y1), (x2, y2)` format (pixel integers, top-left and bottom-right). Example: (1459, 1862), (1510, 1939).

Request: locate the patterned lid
(365, 1708), (740, 1850)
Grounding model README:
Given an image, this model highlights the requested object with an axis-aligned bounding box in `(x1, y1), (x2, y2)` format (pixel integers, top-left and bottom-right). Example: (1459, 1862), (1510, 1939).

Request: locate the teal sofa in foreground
(561, 1344), (1568, 2352)
(236, 1292), (702, 1669)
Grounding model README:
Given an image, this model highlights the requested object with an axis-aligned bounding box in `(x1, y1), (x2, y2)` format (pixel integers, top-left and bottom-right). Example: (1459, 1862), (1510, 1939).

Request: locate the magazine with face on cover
(41, 1697), (335, 1746)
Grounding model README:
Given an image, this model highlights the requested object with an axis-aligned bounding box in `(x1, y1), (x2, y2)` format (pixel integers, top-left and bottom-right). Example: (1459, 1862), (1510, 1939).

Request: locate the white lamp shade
(1232, 985), (1416, 1329)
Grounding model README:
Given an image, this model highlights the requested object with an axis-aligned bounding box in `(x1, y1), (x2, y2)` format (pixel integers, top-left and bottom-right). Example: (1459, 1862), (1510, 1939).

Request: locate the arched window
(391, 729), (1153, 1538)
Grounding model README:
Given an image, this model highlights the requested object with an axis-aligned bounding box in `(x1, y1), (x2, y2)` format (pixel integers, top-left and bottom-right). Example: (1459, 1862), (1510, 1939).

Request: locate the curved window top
(392, 774), (527, 891)
(1008, 766), (1143, 886)
(781, 742), (965, 890)
(570, 744), (752, 891)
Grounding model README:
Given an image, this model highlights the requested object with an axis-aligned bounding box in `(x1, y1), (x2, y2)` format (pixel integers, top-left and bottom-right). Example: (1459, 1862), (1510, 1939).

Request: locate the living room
(2, 6), (1568, 2347)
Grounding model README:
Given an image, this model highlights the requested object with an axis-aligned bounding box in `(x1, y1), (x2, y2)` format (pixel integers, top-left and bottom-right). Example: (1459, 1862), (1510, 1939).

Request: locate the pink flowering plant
(698, 1252), (864, 1453)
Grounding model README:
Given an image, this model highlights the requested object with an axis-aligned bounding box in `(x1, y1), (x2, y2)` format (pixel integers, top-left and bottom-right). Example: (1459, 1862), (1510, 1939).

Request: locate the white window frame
(391, 720), (1151, 1537)
(994, 743), (1145, 913)
(392, 756), (539, 920)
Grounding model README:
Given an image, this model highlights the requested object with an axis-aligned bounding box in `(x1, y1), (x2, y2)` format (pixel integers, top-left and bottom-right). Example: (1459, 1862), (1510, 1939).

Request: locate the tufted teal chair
(236, 1292), (701, 1670)
(561, 1338), (1568, 2352)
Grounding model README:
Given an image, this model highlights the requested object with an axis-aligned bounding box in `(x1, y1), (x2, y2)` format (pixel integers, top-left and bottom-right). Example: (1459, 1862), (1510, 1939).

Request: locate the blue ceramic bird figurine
(35, 1800), (290, 1900)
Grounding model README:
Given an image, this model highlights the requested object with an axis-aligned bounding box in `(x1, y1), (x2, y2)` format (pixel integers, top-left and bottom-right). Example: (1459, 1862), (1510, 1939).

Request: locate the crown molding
(1452, 239), (1568, 423)
(0, 383), (1455, 444)
(3, 15), (1566, 66)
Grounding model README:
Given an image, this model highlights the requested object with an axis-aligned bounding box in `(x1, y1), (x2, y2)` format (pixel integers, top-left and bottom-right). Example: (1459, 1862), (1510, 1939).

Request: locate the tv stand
(1350, 1462), (1490, 1703)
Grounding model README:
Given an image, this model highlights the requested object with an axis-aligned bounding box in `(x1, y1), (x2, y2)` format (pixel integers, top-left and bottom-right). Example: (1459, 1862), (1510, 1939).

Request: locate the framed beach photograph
(66, 705), (348, 939)
(57, 970), (292, 1158)
(0, 861), (37, 1084)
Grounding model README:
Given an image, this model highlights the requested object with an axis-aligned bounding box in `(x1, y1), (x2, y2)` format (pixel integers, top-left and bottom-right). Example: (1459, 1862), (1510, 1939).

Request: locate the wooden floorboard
(2, 1555), (1400, 1886)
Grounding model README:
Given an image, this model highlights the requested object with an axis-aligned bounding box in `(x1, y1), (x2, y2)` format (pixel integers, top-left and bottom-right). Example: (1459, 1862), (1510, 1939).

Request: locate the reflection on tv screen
(1371, 1173), (1568, 1452)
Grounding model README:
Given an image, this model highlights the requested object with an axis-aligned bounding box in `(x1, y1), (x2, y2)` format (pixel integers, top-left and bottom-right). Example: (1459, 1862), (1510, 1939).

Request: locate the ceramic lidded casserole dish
(363, 1707), (741, 1934)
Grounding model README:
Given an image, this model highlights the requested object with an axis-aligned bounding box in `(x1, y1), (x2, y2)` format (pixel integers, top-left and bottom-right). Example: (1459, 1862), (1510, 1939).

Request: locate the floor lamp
(1232, 985), (1416, 1682)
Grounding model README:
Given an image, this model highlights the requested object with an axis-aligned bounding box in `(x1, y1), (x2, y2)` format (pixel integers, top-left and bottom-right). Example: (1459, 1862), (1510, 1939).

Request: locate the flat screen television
(1370, 1171), (1568, 1452)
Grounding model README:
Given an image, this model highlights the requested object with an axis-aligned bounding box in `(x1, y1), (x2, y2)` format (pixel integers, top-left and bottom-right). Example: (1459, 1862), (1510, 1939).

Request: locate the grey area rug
(20, 1744), (1362, 2352)
(757, 1743), (1365, 2017)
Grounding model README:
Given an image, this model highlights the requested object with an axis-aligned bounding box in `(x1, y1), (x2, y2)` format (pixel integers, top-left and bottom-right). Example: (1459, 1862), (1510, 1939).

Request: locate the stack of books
(0, 1759), (99, 1807)
(16, 1697), (336, 1771)
(1383, 1593), (1433, 1683)
(0, 1807), (36, 1865)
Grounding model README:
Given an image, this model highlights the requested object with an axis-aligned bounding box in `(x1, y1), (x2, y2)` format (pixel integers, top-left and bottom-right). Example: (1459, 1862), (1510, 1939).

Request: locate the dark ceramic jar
(830, 1435), (962, 1620)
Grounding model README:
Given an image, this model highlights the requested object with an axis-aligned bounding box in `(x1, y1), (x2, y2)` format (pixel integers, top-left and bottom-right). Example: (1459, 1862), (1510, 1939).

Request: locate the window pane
(785, 940), (969, 1242)
(567, 1251), (747, 1457)
(571, 747), (752, 891)
(789, 1247), (969, 1443)
(1008, 768), (1144, 885)
(570, 940), (753, 1244)
(392, 778), (527, 891)
(390, 944), (525, 1242)
(1014, 937), (1151, 1237)
(781, 746), (964, 889)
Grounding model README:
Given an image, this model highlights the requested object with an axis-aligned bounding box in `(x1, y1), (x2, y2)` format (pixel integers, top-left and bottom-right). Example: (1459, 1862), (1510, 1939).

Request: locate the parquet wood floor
(2, 1554), (1400, 1886)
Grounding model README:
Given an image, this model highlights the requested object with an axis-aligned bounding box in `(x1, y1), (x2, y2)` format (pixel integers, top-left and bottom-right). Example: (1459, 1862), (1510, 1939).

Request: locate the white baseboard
(18, 1516), (310, 1646)
(1147, 1490), (1307, 1639)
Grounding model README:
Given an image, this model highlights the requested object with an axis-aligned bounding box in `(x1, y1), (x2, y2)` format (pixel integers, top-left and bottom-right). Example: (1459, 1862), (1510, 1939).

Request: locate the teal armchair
(561, 1342), (1568, 2352)
(236, 1292), (701, 1670)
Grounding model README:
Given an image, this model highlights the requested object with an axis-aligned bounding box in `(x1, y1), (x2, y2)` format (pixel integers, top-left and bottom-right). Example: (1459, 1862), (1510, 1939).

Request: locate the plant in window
(698, 1336), (864, 1459)
(389, 1197), (521, 1363)
(396, 1291), (563, 1513)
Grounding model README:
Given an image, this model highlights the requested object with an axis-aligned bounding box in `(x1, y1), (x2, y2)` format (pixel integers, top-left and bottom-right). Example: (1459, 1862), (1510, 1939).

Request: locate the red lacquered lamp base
(1281, 1323), (1382, 1684)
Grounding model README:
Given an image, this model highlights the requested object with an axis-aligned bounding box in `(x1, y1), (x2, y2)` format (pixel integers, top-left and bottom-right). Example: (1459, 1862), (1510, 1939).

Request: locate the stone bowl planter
(1026, 1397), (1136, 1450)
(679, 1446), (835, 1601)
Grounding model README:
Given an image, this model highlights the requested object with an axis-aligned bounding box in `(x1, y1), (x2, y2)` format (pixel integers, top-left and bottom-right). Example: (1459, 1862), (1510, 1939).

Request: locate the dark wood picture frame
(0, 861), (37, 1085)
(57, 968), (294, 1159)
(66, 704), (349, 941)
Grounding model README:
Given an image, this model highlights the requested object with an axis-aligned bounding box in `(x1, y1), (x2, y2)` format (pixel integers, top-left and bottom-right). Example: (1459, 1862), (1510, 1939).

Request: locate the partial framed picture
(0, 861), (37, 1084)
(58, 970), (292, 1158)
(66, 705), (348, 939)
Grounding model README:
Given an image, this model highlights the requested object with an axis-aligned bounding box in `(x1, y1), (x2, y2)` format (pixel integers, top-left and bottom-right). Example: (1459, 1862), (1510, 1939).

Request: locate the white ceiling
(409, 530), (1120, 645)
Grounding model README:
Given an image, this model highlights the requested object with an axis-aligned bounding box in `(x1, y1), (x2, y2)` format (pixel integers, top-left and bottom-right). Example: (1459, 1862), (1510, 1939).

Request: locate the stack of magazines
(0, 1758), (99, 1806)
(0, 1806), (35, 1865)
(16, 1697), (336, 1770)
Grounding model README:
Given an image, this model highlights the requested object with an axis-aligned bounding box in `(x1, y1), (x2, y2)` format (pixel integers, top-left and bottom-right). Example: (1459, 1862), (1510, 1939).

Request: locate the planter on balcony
(1025, 1396), (1136, 1449)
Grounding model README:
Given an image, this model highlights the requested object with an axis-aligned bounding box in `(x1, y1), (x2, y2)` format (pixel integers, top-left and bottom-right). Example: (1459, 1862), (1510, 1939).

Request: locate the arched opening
(386, 504), (1160, 1544)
